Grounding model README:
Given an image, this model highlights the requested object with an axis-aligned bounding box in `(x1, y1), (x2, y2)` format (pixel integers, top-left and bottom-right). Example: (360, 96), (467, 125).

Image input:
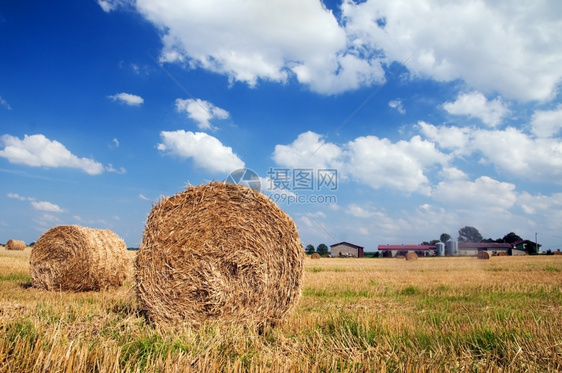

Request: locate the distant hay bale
(135, 182), (304, 327)
(477, 251), (492, 260)
(310, 253), (321, 259)
(396, 255), (405, 259)
(30, 225), (129, 291)
(6, 239), (26, 251)
(553, 250), (562, 256)
(405, 252), (418, 261)
(498, 251), (508, 257)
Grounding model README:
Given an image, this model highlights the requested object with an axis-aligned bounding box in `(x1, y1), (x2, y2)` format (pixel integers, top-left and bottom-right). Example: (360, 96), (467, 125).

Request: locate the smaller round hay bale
(310, 253), (321, 259)
(396, 255), (405, 259)
(405, 252), (418, 261)
(30, 225), (129, 291)
(553, 250), (562, 256)
(497, 251), (508, 257)
(477, 251), (491, 260)
(6, 239), (26, 251)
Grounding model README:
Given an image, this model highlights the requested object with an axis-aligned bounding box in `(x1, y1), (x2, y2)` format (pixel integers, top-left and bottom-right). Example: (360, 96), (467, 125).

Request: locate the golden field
(0, 248), (561, 372)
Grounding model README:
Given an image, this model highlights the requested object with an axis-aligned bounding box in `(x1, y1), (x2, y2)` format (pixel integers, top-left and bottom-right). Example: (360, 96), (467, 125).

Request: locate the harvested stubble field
(0, 248), (560, 372)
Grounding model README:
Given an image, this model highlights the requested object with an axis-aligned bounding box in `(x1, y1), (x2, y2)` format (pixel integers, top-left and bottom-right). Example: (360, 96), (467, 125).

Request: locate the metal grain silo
(436, 242), (445, 257)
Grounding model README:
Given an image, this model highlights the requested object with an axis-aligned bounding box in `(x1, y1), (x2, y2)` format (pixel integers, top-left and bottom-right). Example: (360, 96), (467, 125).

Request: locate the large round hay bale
(310, 253), (321, 259)
(405, 252), (418, 261)
(30, 225), (129, 291)
(477, 251), (491, 260)
(6, 239), (26, 251)
(135, 182), (304, 327)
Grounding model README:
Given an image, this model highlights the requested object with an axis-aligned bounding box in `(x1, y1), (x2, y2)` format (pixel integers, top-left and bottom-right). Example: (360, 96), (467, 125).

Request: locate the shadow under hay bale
(405, 252), (418, 261)
(310, 253), (321, 259)
(6, 239), (26, 251)
(477, 251), (492, 260)
(135, 182), (304, 327)
(30, 225), (129, 291)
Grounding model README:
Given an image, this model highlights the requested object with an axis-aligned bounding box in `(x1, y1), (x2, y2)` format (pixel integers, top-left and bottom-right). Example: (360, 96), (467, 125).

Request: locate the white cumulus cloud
(134, 0), (383, 94)
(273, 131), (449, 195)
(389, 99), (405, 114)
(342, 0), (562, 101)
(157, 130), (244, 173)
(126, 0), (562, 100)
(30, 200), (64, 213)
(531, 105), (562, 138)
(443, 91), (510, 127)
(0, 134), (105, 175)
(272, 131), (342, 169)
(108, 92), (144, 106)
(7, 193), (26, 201)
(175, 98), (229, 130)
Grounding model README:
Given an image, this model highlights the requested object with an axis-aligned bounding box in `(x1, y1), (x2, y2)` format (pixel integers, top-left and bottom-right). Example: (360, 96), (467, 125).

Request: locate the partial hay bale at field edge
(136, 182), (305, 328)
(30, 225), (129, 291)
(477, 251), (492, 260)
(553, 250), (562, 256)
(6, 239), (26, 251)
(310, 253), (321, 259)
(405, 252), (418, 261)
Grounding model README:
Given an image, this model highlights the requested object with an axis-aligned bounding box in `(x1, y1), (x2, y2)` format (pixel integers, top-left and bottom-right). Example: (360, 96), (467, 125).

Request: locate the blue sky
(1, 0), (562, 251)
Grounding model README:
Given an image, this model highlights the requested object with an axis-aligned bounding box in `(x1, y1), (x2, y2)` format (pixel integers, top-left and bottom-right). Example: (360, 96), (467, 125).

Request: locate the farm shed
(377, 244), (435, 258)
(457, 242), (512, 256)
(330, 242), (364, 258)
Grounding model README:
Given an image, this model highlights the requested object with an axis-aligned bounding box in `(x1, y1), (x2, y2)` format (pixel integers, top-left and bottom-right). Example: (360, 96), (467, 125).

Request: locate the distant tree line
(304, 243), (329, 256)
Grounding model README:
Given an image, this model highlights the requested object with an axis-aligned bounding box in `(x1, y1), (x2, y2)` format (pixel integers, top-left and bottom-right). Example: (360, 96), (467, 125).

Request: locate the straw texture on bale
(136, 182), (304, 327)
(310, 253), (321, 259)
(498, 251), (508, 256)
(30, 225), (129, 291)
(477, 251), (492, 260)
(405, 252), (418, 261)
(6, 239), (26, 251)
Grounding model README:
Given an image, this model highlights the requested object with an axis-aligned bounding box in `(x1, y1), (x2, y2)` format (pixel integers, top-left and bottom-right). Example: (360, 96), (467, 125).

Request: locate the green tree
(317, 243), (329, 256)
(502, 232), (522, 244)
(458, 226), (483, 243)
(440, 233), (451, 242)
(421, 240), (439, 245)
(305, 244), (315, 255)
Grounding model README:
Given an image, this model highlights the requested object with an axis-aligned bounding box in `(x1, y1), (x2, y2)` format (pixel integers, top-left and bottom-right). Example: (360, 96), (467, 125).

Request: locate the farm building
(511, 239), (539, 255)
(457, 242), (513, 256)
(377, 245), (436, 258)
(330, 242), (364, 258)
(378, 241), (526, 257)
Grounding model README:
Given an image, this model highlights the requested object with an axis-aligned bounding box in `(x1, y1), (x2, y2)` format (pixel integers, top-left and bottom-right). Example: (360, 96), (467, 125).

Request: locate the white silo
(445, 239), (459, 256)
(436, 242), (445, 257)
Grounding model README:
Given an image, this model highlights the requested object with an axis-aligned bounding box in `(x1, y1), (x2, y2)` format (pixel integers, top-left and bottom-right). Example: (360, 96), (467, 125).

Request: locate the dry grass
(0, 249), (561, 372)
(136, 182), (304, 327)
